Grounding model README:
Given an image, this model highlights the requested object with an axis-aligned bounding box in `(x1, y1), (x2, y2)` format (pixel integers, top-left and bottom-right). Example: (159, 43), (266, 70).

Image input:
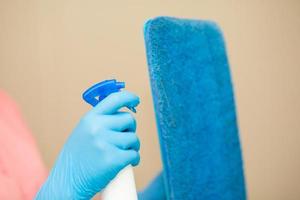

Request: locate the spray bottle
(83, 79), (138, 200)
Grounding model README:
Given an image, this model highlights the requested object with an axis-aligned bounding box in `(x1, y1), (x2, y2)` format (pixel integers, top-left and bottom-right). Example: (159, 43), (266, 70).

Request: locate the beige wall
(1, 0), (300, 199)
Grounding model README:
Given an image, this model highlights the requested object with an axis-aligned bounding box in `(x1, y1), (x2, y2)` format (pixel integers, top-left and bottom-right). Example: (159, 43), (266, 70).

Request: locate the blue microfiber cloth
(144, 16), (246, 200)
(138, 172), (166, 200)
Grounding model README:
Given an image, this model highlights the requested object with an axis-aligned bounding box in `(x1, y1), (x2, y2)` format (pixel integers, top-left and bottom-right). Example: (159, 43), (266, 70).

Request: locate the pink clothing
(0, 90), (47, 199)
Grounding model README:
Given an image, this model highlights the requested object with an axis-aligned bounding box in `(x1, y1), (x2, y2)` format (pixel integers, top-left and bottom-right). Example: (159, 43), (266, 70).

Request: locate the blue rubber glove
(138, 171), (166, 200)
(35, 91), (140, 199)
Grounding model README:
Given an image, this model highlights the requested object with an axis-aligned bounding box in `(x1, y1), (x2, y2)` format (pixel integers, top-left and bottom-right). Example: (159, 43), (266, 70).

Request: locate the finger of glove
(118, 149), (140, 168)
(93, 91), (139, 115)
(106, 131), (140, 151)
(105, 112), (136, 132)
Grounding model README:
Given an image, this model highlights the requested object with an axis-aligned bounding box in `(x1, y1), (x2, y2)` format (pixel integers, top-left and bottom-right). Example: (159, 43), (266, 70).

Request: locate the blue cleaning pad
(144, 17), (246, 200)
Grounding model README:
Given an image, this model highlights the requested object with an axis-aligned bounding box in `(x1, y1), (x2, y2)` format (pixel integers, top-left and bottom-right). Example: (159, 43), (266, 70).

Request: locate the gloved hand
(35, 91), (140, 199)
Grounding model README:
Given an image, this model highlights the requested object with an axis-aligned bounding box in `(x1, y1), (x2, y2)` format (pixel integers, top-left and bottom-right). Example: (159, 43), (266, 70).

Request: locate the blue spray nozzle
(83, 79), (125, 107)
(82, 79), (136, 113)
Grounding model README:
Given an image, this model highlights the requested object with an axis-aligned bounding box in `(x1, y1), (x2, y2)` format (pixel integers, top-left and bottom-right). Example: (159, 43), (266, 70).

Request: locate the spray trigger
(128, 107), (137, 113)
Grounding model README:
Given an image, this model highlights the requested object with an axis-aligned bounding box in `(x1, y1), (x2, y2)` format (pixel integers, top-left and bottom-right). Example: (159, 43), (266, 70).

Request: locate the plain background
(0, 0), (299, 199)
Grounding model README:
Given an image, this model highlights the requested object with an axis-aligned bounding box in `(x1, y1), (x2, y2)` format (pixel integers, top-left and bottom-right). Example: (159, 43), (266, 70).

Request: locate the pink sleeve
(0, 90), (47, 200)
